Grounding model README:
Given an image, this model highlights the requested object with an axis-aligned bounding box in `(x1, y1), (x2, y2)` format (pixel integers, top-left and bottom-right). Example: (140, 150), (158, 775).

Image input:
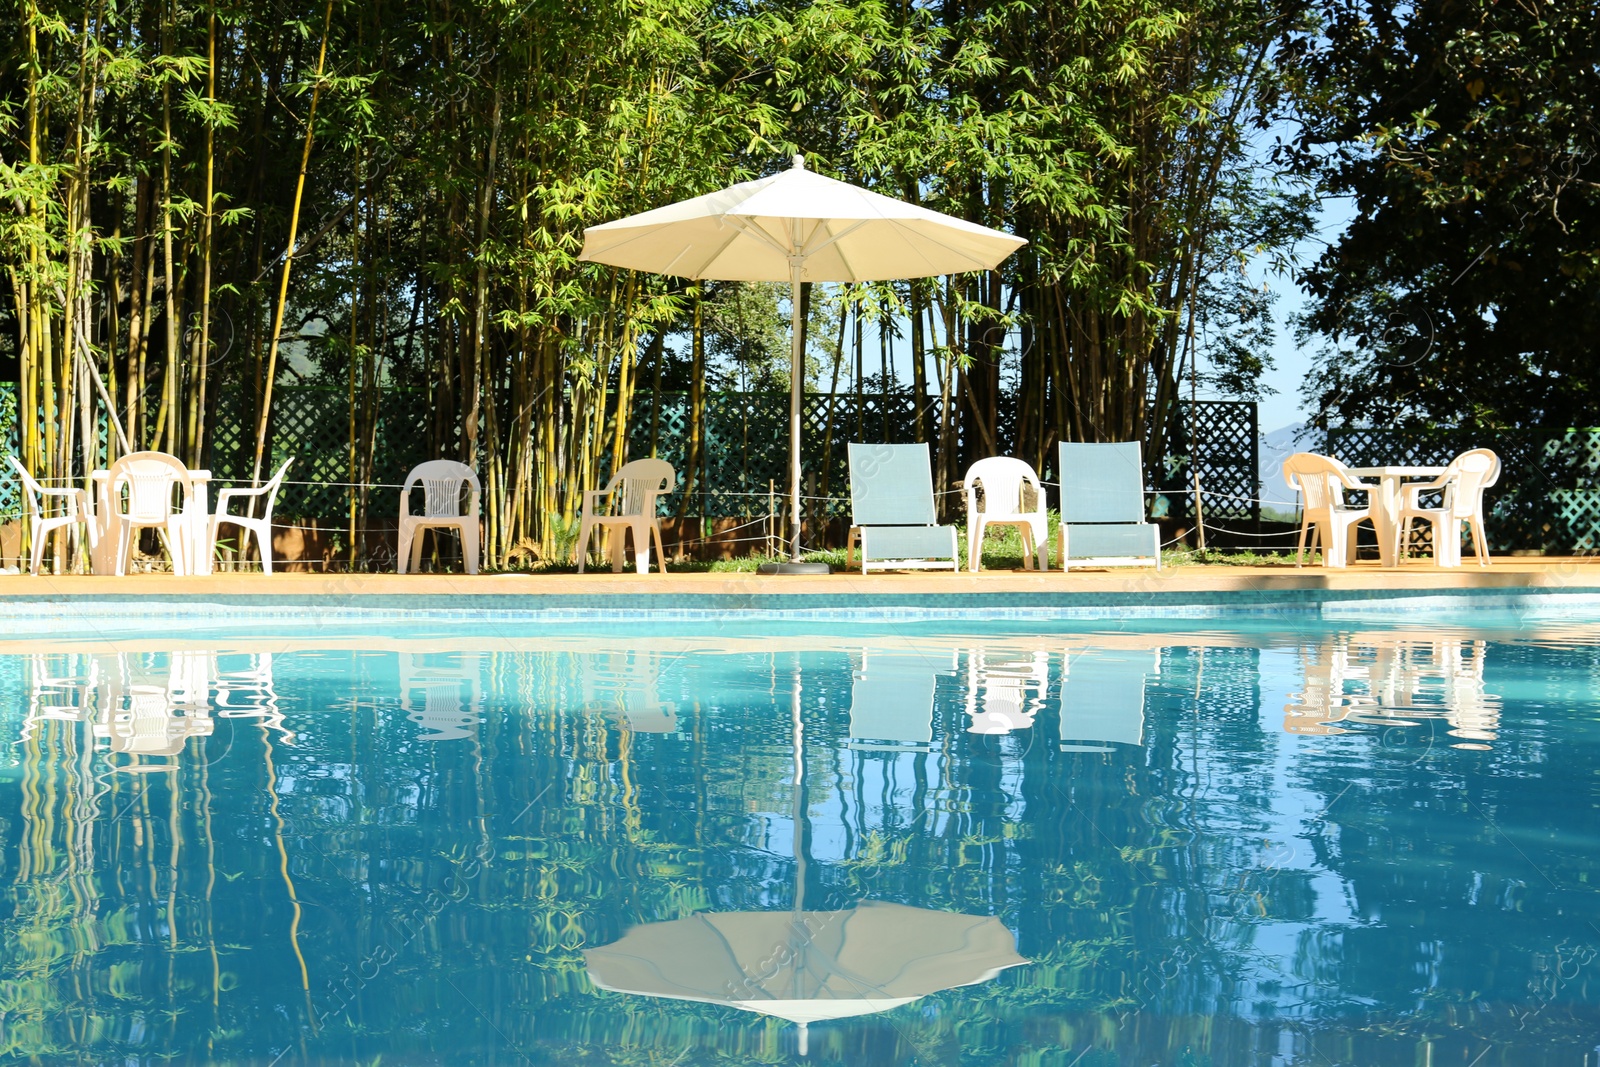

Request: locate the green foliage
(1290, 0), (1600, 429)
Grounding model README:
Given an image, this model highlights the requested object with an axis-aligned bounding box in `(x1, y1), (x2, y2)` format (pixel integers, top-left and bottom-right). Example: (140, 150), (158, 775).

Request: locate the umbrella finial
(793, 154), (806, 170)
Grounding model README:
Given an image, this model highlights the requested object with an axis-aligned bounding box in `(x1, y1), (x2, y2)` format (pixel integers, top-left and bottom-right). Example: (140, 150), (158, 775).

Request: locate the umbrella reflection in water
(583, 655), (1027, 1054)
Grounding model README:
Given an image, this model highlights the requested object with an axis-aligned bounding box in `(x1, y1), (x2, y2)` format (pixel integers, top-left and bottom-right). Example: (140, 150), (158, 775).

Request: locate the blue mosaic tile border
(0, 586), (1597, 632)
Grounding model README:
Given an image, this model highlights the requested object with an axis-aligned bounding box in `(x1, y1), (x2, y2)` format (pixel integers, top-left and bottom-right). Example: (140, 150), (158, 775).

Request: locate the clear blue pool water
(1, 613), (1598, 1066)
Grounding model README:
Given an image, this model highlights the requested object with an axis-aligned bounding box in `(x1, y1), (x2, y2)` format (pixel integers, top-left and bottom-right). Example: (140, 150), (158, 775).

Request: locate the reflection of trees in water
(0, 634), (1596, 1064)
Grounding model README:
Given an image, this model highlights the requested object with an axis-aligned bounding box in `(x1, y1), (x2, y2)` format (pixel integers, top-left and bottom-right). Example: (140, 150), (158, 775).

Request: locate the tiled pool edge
(3, 584), (1600, 627)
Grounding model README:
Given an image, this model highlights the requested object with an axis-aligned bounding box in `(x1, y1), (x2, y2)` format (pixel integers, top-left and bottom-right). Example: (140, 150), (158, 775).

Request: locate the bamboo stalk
(251, 0), (334, 486)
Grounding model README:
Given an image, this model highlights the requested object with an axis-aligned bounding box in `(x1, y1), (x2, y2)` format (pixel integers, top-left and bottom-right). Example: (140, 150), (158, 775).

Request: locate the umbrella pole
(788, 260), (804, 561)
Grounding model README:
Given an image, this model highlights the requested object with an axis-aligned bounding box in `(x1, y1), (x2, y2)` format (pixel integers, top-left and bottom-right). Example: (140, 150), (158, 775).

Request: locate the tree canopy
(1289, 0), (1600, 430)
(0, 0), (1422, 565)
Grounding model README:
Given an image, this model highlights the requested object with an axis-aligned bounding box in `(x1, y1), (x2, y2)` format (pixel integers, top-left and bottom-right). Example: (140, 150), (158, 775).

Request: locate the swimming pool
(1, 614), (1597, 1065)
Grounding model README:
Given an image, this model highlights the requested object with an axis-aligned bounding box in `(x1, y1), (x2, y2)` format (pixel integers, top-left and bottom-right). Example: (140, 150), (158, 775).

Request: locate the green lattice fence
(0, 383), (16, 519)
(208, 385), (433, 518)
(1158, 400), (1260, 522)
(1325, 426), (1600, 552)
(1, 383), (1263, 533)
(627, 389), (926, 518)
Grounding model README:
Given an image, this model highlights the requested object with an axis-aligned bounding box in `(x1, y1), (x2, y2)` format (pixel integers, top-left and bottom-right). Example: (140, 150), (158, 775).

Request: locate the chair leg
(1019, 522), (1035, 572)
(969, 517), (984, 572)
(258, 522), (274, 576)
(396, 524), (412, 574)
(611, 526), (627, 574)
(575, 517), (594, 574)
(1471, 517), (1490, 566)
(633, 521), (651, 575)
(28, 520), (44, 576)
(409, 527), (428, 574)
(650, 521), (668, 574)
(461, 522), (480, 575)
(116, 524), (135, 577)
(1295, 517), (1309, 567)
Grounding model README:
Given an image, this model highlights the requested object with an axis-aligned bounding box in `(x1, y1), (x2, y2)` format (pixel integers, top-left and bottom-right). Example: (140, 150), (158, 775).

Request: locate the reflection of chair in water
(848, 652), (956, 751)
(1284, 643), (1379, 736)
(1058, 650), (1156, 750)
(97, 651), (215, 760)
(1439, 639), (1500, 747)
(20, 653), (100, 742)
(214, 651), (293, 741)
(400, 653), (483, 741)
(964, 648), (1048, 735)
(1368, 635), (1501, 747)
(1283, 635), (1503, 747)
(578, 650), (680, 734)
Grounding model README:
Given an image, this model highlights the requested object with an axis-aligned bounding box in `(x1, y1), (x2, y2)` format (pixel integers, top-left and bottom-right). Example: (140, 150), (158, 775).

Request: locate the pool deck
(0, 557), (1596, 612)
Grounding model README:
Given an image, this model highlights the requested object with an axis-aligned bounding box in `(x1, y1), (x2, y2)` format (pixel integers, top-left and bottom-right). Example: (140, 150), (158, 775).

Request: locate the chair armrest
(35, 486), (88, 518)
(216, 485), (273, 507)
(582, 488), (613, 514)
(1337, 472), (1378, 491)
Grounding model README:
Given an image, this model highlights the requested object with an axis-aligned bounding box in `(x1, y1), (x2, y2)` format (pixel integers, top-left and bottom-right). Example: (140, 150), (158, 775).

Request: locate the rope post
(1193, 473), (1207, 552)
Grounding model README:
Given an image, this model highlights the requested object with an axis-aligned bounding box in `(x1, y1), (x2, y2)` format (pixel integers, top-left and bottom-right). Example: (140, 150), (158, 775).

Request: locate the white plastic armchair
(1282, 452), (1375, 568)
(209, 458), (294, 574)
(1395, 448), (1499, 566)
(576, 458), (676, 574)
(104, 451), (199, 575)
(963, 457), (1049, 571)
(397, 460), (481, 574)
(8, 455), (95, 575)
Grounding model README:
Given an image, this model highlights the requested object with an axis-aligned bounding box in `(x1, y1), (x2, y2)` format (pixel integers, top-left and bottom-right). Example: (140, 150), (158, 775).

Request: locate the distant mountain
(1258, 422), (1316, 510)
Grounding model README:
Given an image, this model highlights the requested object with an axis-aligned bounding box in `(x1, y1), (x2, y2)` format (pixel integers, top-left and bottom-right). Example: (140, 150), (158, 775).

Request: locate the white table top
(92, 468), (211, 481)
(1347, 465), (1447, 478)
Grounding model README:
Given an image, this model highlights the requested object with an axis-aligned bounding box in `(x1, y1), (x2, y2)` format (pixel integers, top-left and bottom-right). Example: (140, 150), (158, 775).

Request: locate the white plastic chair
(209, 458), (294, 574)
(7, 455), (95, 575)
(1394, 448), (1499, 567)
(397, 461), (481, 575)
(576, 458), (676, 574)
(964, 457), (1049, 572)
(401, 652), (483, 741)
(104, 451), (199, 575)
(1282, 452), (1376, 568)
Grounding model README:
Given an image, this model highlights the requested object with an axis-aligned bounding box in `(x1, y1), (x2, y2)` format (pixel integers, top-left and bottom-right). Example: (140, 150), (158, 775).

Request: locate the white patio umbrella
(579, 156), (1027, 562)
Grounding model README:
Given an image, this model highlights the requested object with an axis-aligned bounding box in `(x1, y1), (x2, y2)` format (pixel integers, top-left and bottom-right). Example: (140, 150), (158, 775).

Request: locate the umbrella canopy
(579, 156), (1026, 560)
(584, 900), (1026, 1051)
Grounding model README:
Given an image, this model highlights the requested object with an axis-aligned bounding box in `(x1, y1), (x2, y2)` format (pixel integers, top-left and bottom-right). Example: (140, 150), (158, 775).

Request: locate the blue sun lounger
(845, 443), (960, 573)
(1057, 441), (1162, 570)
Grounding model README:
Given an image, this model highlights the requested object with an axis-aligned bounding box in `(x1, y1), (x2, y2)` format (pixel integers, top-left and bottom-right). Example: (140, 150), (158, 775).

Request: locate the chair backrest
(849, 443), (937, 526)
(7, 455), (45, 521)
(108, 451), (191, 522)
(604, 458), (677, 516)
(259, 457), (295, 511)
(964, 457), (1041, 518)
(1281, 452), (1359, 512)
(403, 460), (480, 519)
(1058, 442), (1145, 523)
(1443, 448), (1499, 518)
